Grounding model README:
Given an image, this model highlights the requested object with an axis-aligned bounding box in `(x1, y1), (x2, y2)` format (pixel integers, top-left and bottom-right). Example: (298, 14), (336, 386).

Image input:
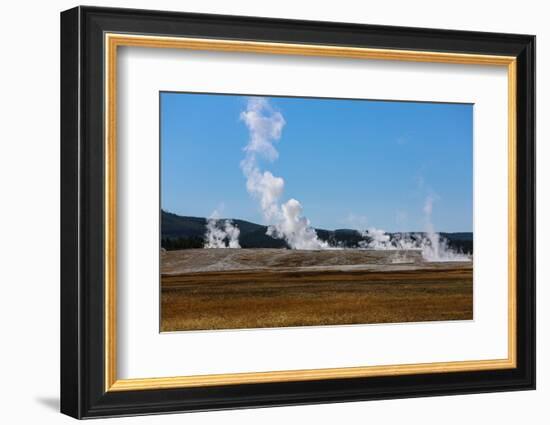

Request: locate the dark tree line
(161, 236), (204, 250)
(160, 232), (472, 254)
(446, 239), (473, 255)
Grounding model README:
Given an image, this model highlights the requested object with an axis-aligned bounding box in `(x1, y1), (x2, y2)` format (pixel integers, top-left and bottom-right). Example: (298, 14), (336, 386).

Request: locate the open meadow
(161, 249), (473, 331)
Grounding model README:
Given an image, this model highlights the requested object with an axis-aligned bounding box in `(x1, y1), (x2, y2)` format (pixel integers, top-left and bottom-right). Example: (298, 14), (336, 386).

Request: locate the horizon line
(161, 210), (472, 234)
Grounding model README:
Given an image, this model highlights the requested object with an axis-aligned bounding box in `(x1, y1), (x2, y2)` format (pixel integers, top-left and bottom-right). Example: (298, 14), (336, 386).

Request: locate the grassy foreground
(161, 266), (472, 332)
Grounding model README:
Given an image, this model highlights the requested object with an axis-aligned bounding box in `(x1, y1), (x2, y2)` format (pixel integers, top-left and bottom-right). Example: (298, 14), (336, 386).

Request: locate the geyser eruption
(204, 211), (241, 249)
(358, 228), (391, 249)
(240, 97), (327, 250)
(267, 198), (330, 250)
(356, 196), (470, 262)
(420, 196), (469, 262)
(240, 98), (285, 223)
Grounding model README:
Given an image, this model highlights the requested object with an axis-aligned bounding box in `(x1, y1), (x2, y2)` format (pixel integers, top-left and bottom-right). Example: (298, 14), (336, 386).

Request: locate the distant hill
(161, 211), (287, 249)
(161, 210), (473, 253)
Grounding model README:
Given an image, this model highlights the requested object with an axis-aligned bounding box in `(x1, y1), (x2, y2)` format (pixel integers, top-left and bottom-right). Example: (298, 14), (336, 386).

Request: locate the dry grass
(161, 265), (473, 332)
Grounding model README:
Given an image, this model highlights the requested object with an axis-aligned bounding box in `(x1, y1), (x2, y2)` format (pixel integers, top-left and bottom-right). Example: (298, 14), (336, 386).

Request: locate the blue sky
(161, 92), (473, 232)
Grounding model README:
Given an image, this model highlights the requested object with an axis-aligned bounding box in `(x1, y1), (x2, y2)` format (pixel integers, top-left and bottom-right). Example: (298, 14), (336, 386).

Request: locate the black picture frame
(61, 5), (535, 419)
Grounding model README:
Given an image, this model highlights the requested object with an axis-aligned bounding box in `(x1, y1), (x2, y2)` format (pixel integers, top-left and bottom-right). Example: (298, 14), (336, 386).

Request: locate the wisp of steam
(356, 196), (470, 262)
(204, 210), (241, 249)
(240, 97), (328, 250)
(419, 196), (470, 261)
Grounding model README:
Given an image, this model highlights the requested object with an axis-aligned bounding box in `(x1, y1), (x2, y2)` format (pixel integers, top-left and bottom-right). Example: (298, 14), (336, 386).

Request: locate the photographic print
(61, 9), (535, 417)
(160, 93), (473, 332)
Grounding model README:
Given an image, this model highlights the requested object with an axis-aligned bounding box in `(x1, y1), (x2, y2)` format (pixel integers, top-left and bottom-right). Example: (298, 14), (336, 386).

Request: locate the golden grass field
(161, 249), (473, 332)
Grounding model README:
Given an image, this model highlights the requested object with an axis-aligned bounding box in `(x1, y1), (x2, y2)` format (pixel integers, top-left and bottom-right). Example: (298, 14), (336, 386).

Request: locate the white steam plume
(420, 196), (469, 262)
(356, 196), (470, 262)
(240, 98), (285, 222)
(204, 210), (241, 249)
(358, 227), (391, 249)
(240, 98), (327, 250)
(267, 198), (329, 250)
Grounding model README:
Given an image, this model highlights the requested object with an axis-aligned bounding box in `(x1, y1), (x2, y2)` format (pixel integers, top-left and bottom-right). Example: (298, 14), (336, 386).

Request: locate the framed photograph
(60, 6), (535, 419)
